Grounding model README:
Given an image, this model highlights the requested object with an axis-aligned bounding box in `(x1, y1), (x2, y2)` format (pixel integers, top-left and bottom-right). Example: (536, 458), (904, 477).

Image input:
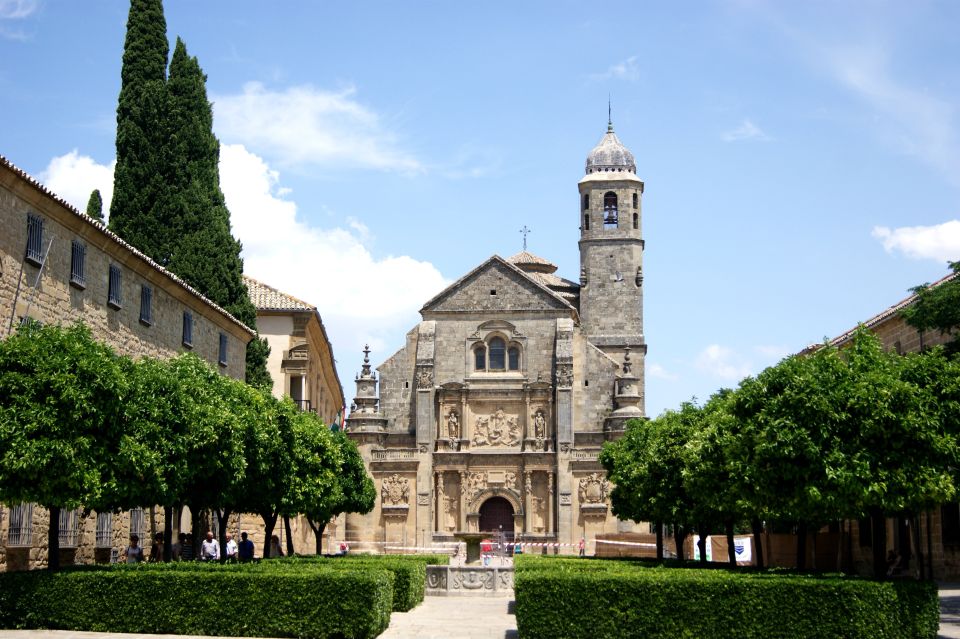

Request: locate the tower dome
(585, 121), (636, 174)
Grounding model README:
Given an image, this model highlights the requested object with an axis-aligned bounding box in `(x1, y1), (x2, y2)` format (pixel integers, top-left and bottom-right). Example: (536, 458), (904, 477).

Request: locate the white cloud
(0, 0), (38, 41)
(0, 0), (36, 19)
(872, 220), (960, 263)
(695, 344), (753, 382)
(38, 150), (115, 218)
(213, 82), (423, 174)
(590, 56), (640, 82)
(827, 45), (960, 181)
(38, 145), (448, 378)
(647, 363), (679, 382)
(219, 143), (448, 363)
(721, 119), (770, 142)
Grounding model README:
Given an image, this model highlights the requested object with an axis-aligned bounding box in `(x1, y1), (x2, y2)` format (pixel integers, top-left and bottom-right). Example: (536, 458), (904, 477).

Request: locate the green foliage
(109, 0), (170, 261)
(514, 557), (939, 639)
(274, 554), (440, 611)
(902, 261), (960, 354)
(0, 564), (392, 638)
(85, 189), (103, 221)
(0, 322), (128, 511)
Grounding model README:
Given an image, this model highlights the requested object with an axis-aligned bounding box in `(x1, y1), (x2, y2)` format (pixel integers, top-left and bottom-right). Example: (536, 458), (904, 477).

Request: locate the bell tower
(578, 115), (646, 405)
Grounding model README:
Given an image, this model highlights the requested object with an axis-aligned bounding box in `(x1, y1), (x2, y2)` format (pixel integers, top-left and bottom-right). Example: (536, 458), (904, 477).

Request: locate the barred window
(139, 285), (153, 326)
(25, 213), (44, 266)
(6, 503), (33, 546)
(58, 508), (80, 548)
(182, 311), (193, 348)
(95, 511), (113, 548)
(218, 333), (228, 367)
(70, 240), (86, 288)
(129, 507), (145, 541)
(108, 264), (122, 309)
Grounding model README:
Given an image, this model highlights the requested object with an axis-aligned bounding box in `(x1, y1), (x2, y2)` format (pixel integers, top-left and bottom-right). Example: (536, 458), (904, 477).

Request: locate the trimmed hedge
(274, 554), (449, 611)
(514, 557), (939, 639)
(0, 566), (392, 638)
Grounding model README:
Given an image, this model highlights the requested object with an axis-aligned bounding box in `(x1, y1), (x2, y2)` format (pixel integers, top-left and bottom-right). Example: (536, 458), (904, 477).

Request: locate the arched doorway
(479, 496), (515, 534)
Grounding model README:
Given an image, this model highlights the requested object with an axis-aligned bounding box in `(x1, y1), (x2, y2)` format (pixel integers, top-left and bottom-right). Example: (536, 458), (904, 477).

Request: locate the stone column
(458, 471), (467, 532)
(523, 471), (533, 534)
(548, 472), (555, 535)
(435, 472), (442, 532)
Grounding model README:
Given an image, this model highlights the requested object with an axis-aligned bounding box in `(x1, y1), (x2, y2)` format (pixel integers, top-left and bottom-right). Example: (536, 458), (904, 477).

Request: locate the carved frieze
(473, 408), (521, 447)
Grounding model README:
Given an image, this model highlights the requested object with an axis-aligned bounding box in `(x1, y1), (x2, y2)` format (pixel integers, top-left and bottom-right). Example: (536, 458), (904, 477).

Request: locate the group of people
(123, 530), (266, 563)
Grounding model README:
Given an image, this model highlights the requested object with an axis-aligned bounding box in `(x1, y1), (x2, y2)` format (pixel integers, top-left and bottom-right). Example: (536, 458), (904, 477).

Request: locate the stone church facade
(345, 122), (646, 551)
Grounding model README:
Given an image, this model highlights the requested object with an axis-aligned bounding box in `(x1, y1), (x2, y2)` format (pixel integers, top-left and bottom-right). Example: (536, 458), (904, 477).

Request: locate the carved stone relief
(381, 474), (410, 506)
(473, 408), (521, 447)
(578, 472), (609, 505)
(416, 368), (434, 389)
(556, 364), (573, 389)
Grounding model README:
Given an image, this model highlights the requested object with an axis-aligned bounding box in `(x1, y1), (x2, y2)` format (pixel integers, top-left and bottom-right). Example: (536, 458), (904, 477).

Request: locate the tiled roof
(508, 250), (555, 267)
(243, 275), (314, 312)
(802, 269), (960, 353)
(0, 154), (255, 337)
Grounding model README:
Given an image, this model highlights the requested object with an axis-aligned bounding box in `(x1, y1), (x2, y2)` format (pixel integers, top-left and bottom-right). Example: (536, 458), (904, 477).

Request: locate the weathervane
(519, 225), (531, 251)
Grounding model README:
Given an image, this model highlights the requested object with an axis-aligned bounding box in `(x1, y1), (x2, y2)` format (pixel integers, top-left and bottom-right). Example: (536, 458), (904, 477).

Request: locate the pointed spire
(607, 95), (613, 133)
(361, 344), (372, 377)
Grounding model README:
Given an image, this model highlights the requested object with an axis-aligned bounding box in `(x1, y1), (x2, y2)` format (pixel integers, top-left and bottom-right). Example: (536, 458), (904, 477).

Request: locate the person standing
(149, 532), (164, 562)
(225, 533), (238, 562)
(578, 537), (586, 558)
(238, 532), (255, 562)
(124, 534), (144, 563)
(268, 534), (284, 558)
(200, 530), (220, 561)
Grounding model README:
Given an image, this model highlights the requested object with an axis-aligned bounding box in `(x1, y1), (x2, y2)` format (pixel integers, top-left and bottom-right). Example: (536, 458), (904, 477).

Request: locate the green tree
(109, 0), (171, 262)
(302, 430), (375, 554)
(601, 407), (701, 561)
(85, 189), (104, 221)
(0, 323), (128, 571)
(902, 261), (960, 355)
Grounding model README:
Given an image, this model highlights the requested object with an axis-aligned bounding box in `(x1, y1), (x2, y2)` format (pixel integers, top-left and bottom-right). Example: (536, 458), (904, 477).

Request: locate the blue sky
(2, 0), (959, 416)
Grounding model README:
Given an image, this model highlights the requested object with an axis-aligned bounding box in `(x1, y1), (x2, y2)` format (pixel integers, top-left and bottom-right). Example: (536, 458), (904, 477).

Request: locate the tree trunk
(697, 523), (708, 564)
(47, 505), (61, 571)
(871, 508), (887, 579)
(163, 505), (173, 562)
(284, 515), (295, 556)
(912, 514), (924, 580)
(796, 522), (807, 571)
(726, 519), (736, 567)
(751, 518), (764, 569)
(810, 528), (818, 571)
(673, 526), (686, 562)
(308, 518), (327, 555)
(261, 510), (279, 558)
(216, 508), (232, 563)
(655, 521), (664, 561)
(927, 511), (934, 580)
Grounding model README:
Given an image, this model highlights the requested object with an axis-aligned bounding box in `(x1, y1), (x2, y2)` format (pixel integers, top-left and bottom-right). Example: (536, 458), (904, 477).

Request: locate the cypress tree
(86, 189), (104, 221)
(109, 0), (172, 263)
(162, 39), (271, 389)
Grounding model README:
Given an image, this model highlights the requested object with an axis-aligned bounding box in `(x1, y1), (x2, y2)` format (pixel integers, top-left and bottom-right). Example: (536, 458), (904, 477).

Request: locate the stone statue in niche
(447, 410), (460, 439)
(473, 408), (521, 447)
(578, 473), (609, 505)
(533, 410), (546, 438)
(532, 496), (546, 532)
(381, 474), (410, 506)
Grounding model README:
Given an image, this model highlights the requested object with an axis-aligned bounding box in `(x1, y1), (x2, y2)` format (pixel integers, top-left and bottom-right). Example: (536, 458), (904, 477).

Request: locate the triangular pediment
(421, 256), (575, 314)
